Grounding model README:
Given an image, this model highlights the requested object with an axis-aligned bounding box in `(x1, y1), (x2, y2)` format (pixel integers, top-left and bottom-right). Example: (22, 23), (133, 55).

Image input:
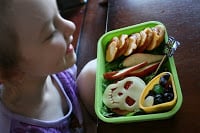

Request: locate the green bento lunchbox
(95, 21), (183, 123)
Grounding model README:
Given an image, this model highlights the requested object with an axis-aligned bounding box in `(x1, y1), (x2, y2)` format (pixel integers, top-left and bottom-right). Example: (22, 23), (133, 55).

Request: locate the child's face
(13, 0), (76, 77)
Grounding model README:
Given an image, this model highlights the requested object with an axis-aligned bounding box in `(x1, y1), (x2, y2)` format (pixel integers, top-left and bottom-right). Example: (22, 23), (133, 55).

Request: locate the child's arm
(77, 59), (97, 133)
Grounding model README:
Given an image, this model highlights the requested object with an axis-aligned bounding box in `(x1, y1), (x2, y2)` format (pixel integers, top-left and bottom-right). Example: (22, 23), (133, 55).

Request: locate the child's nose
(63, 20), (76, 37)
(57, 16), (76, 38)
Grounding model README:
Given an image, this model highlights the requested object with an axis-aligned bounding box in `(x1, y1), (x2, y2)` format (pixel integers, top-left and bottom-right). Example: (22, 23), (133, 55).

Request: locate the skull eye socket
(124, 81), (133, 90)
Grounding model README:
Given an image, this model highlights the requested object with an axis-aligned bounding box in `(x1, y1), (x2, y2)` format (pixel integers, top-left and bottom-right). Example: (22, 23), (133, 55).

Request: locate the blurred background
(57, 0), (87, 12)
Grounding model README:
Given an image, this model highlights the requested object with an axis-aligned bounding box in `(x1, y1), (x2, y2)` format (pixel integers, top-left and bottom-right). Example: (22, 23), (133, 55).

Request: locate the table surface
(97, 0), (200, 133)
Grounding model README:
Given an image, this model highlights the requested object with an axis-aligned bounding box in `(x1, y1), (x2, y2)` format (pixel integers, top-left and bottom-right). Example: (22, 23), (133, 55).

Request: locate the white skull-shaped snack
(103, 76), (146, 112)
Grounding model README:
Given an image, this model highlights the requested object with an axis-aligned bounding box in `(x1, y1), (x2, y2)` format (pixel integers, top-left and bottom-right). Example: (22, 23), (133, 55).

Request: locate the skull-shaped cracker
(103, 76), (146, 113)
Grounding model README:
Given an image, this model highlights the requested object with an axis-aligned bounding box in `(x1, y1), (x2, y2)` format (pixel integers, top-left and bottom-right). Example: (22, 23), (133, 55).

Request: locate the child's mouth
(66, 44), (74, 54)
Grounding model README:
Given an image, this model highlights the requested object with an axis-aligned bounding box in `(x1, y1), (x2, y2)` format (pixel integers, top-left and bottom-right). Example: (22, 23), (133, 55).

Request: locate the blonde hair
(0, 0), (20, 81)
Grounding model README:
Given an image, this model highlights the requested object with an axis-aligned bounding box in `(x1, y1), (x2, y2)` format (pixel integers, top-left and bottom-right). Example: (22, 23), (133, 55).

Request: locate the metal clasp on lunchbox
(164, 36), (181, 57)
(151, 36), (180, 79)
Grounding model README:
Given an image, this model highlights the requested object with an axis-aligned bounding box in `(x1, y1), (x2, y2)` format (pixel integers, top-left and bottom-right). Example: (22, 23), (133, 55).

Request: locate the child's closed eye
(46, 30), (58, 41)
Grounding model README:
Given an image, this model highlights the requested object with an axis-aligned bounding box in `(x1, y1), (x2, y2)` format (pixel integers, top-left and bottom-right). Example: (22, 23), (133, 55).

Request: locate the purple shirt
(0, 65), (83, 133)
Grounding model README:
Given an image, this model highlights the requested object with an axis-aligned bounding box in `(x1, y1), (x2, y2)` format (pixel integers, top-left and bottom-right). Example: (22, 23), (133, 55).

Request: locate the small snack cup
(139, 72), (177, 113)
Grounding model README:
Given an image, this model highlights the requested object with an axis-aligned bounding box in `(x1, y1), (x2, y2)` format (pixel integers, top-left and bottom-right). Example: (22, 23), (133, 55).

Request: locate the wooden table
(97, 0), (200, 133)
